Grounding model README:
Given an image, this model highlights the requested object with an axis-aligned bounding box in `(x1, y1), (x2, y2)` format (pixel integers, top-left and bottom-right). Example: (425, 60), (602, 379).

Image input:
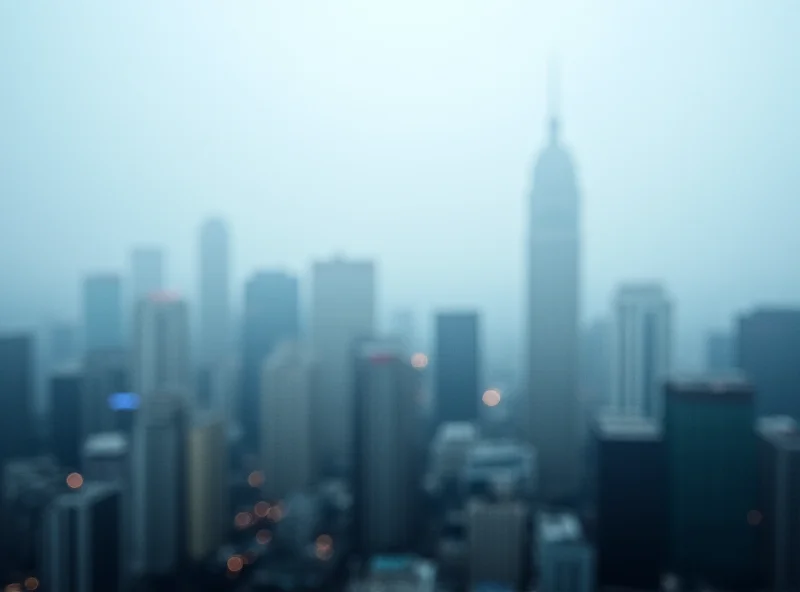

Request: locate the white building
(198, 217), (231, 365)
(537, 511), (595, 592)
(132, 392), (187, 576)
(611, 283), (672, 420)
(311, 257), (375, 475)
(261, 341), (315, 501)
(468, 497), (528, 589)
(133, 292), (191, 400)
(354, 340), (419, 555)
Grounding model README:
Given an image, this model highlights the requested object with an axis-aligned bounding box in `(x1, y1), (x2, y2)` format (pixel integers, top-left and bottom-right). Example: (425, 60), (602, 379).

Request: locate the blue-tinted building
(435, 312), (480, 426)
(83, 274), (124, 352)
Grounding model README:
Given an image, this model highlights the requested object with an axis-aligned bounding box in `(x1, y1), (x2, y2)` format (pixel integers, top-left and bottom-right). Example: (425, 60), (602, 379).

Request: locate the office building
(468, 498), (528, 589)
(131, 247), (165, 302)
(133, 292), (191, 400)
(461, 439), (537, 501)
(83, 274), (123, 352)
(351, 555), (437, 592)
(83, 349), (130, 438)
(42, 482), (122, 592)
(435, 312), (480, 426)
(353, 340), (419, 555)
(664, 377), (758, 589)
(0, 335), (34, 482)
(199, 217), (231, 365)
(261, 341), (315, 501)
(132, 392), (187, 577)
(537, 512), (595, 592)
(757, 416), (800, 592)
(706, 330), (734, 374)
(428, 422), (478, 499)
(49, 366), (83, 470)
(241, 270), (300, 451)
(186, 412), (227, 561)
(311, 257), (375, 475)
(525, 89), (581, 501)
(48, 322), (79, 370)
(591, 415), (665, 589)
(738, 308), (800, 419)
(610, 283), (672, 420)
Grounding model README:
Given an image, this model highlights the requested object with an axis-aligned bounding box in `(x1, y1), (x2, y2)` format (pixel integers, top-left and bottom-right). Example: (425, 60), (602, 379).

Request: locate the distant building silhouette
(130, 247), (165, 302)
(525, 75), (581, 501)
(83, 274), (123, 352)
(0, 334), (35, 480)
(737, 308), (800, 419)
(83, 349), (130, 440)
(240, 270), (300, 452)
(705, 329), (735, 374)
(311, 257), (375, 476)
(49, 366), (83, 470)
(198, 218), (231, 365)
(435, 312), (480, 427)
(579, 318), (612, 416)
(611, 283), (673, 420)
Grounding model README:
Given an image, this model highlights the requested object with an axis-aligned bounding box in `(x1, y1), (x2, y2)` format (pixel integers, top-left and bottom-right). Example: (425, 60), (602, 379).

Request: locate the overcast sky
(2, 0), (800, 373)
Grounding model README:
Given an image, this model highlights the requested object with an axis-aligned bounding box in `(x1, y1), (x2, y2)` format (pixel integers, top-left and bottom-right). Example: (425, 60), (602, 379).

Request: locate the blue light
(108, 392), (140, 411)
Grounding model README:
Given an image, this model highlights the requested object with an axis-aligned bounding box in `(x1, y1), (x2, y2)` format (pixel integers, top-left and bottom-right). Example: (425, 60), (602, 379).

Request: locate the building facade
(130, 247), (165, 302)
(468, 499), (528, 589)
(199, 217), (231, 366)
(83, 274), (123, 352)
(537, 512), (595, 592)
(49, 367), (83, 470)
(435, 312), (480, 426)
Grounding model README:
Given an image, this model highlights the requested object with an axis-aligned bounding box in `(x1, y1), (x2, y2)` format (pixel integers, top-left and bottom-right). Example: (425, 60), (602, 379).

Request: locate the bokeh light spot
(66, 472), (83, 489)
(227, 555), (244, 573)
(411, 353), (428, 369)
(482, 388), (501, 407)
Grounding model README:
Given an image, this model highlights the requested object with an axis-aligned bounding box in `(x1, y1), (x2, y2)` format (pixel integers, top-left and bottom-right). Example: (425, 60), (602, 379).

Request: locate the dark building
(83, 349), (131, 439)
(42, 482), (122, 592)
(0, 334), (35, 473)
(241, 271), (299, 451)
(738, 308), (800, 419)
(664, 377), (759, 590)
(48, 323), (79, 370)
(705, 330), (734, 374)
(435, 312), (480, 426)
(756, 416), (800, 592)
(83, 274), (124, 352)
(50, 368), (83, 470)
(591, 415), (665, 590)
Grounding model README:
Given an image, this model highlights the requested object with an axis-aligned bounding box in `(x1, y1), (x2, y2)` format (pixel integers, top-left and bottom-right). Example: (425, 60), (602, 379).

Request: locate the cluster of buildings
(1, 89), (800, 592)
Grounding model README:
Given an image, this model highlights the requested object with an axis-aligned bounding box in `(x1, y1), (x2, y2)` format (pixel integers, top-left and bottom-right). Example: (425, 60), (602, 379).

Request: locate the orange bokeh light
(5, 584), (22, 592)
(66, 472), (83, 489)
(254, 501), (270, 518)
(234, 512), (253, 529)
(23, 578), (38, 591)
(316, 534), (333, 548)
(256, 529), (272, 545)
(482, 388), (501, 407)
(410, 353), (428, 369)
(247, 470), (264, 488)
(227, 555), (244, 573)
(266, 505), (283, 522)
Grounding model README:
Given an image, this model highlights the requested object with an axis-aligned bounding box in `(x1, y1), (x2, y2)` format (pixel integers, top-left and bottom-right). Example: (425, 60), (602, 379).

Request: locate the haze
(2, 0), (800, 374)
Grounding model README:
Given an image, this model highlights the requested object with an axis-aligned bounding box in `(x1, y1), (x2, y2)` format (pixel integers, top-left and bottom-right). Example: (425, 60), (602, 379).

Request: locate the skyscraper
(83, 274), (124, 352)
(199, 217), (230, 365)
(468, 498), (528, 590)
(133, 292), (191, 401)
(434, 312), (480, 426)
(610, 283), (673, 420)
(737, 308), (800, 419)
(241, 270), (300, 451)
(311, 257), (375, 475)
(525, 76), (581, 501)
(261, 341), (315, 501)
(0, 335), (34, 479)
(130, 247), (165, 302)
(49, 367), (83, 470)
(353, 340), (420, 555)
(664, 377), (759, 589)
(706, 329), (734, 374)
(536, 512), (595, 592)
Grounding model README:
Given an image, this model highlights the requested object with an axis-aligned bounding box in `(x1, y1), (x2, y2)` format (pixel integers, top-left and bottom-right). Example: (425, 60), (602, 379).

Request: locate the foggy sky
(2, 0), (800, 373)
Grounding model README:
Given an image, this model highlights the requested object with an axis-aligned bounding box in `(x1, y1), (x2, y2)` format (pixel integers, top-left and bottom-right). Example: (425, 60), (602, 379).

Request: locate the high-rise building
(132, 392), (187, 577)
(83, 274), (123, 352)
(353, 340), (420, 555)
(83, 349), (130, 439)
(664, 377), (759, 589)
(580, 318), (612, 416)
(756, 416), (800, 592)
(42, 482), (123, 592)
(435, 312), (480, 426)
(199, 217), (230, 365)
(130, 247), (165, 302)
(49, 366), (83, 470)
(261, 341), (315, 501)
(311, 257), (375, 475)
(133, 292), (191, 401)
(537, 512), (595, 592)
(48, 322), (79, 370)
(468, 498), (528, 589)
(706, 329), (734, 374)
(0, 334), (34, 481)
(591, 414), (665, 589)
(737, 308), (800, 419)
(525, 84), (581, 502)
(186, 412), (227, 562)
(241, 271), (299, 451)
(428, 422), (478, 501)
(610, 283), (672, 420)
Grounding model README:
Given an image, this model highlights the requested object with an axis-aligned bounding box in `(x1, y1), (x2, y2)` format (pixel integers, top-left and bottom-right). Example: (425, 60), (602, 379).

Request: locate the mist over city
(2, 2), (800, 592)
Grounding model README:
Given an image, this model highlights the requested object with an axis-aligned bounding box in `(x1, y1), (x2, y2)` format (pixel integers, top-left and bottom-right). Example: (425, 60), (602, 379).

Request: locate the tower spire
(547, 55), (561, 144)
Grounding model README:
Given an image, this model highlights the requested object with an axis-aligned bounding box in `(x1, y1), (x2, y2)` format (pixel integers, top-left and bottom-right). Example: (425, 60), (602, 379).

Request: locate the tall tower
(526, 63), (581, 501)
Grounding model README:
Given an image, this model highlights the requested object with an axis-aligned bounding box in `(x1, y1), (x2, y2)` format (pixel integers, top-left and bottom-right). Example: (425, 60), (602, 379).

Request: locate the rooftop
(538, 512), (583, 543)
(757, 415), (800, 450)
(666, 375), (753, 397)
(595, 414), (662, 441)
(84, 432), (128, 456)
